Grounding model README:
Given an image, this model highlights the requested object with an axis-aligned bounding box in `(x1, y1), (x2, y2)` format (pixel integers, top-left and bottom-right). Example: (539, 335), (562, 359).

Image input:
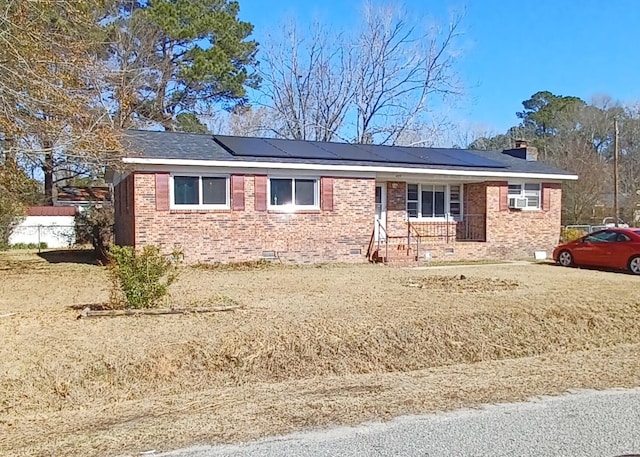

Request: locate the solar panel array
(214, 135), (507, 168)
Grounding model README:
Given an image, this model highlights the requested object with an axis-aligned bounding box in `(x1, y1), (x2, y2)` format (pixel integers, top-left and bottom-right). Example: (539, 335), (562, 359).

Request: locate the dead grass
(422, 259), (511, 267)
(1, 249), (640, 456)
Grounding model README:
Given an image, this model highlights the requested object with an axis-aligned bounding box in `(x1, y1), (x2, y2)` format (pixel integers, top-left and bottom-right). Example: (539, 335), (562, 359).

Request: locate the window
(171, 175), (229, 209)
(507, 182), (540, 210)
(585, 231), (619, 243)
(406, 184), (462, 220)
(269, 178), (319, 210)
(617, 233), (631, 242)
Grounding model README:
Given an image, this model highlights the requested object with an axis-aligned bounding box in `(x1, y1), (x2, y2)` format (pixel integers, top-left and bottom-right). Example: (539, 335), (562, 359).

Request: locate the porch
(367, 214), (487, 264)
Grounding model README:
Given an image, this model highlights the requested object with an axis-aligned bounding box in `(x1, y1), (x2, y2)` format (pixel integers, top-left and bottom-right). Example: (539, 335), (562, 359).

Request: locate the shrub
(10, 242), (47, 249)
(75, 206), (114, 263)
(107, 245), (180, 309)
(560, 227), (587, 243)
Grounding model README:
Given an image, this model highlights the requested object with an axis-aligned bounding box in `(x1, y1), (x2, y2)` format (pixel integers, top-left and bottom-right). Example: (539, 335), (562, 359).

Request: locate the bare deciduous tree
(253, 2), (464, 145)
(257, 21), (355, 141)
(353, 3), (463, 145)
(226, 106), (277, 137)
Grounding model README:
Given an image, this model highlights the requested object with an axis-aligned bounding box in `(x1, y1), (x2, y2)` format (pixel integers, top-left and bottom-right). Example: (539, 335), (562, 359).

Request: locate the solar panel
(312, 142), (391, 163)
(214, 135), (507, 168)
(215, 136), (287, 158)
(265, 138), (340, 160)
(350, 144), (398, 163)
(450, 149), (506, 168)
(392, 146), (470, 167)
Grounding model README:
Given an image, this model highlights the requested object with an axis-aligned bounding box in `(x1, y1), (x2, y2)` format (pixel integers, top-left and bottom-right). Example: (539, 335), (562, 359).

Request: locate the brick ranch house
(113, 131), (578, 264)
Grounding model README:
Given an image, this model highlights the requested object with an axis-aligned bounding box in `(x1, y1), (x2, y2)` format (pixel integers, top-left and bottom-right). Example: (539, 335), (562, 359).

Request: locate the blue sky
(236, 0), (640, 138)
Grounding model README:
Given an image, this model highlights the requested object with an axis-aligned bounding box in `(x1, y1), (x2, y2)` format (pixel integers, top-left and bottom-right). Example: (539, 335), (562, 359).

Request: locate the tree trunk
(43, 139), (54, 205)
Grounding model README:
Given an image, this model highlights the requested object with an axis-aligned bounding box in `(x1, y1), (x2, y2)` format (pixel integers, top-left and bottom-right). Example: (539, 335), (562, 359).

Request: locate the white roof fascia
(122, 157), (579, 181)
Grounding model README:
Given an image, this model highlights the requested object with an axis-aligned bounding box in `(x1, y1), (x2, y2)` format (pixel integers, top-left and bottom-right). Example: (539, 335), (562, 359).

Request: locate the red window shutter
(321, 177), (334, 211)
(498, 182), (509, 211)
(542, 183), (552, 211)
(155, 173), (170, 211)
(254, 175), (267, 211)
(231, 175), (245, 211)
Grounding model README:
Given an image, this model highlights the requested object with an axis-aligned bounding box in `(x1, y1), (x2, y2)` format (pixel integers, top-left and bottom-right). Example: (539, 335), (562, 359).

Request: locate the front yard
(1, 250), (639, 456)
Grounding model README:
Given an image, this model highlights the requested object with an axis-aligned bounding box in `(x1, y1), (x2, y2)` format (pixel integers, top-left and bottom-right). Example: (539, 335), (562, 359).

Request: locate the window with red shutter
(155, 173), (170, 211)
(254, 175), (267, 211)
(498, 182), (509, 211)
(231, 175), (245, 211)
(321, 177), (334, 211)
(541, 183), (559, 211)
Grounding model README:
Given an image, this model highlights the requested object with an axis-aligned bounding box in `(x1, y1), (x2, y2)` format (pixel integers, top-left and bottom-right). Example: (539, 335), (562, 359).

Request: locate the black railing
(370, 214), (487, 264)
(407, 214), (486, 243)
(456, 214), (487, 241)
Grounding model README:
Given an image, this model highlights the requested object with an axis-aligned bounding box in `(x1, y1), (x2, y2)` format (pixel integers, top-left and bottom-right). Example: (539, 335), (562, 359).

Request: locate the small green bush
(107, 245), (180, 309)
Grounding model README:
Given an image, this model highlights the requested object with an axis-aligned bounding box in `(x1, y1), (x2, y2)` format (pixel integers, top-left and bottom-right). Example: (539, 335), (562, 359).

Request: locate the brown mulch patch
(405, 274), (519, 292)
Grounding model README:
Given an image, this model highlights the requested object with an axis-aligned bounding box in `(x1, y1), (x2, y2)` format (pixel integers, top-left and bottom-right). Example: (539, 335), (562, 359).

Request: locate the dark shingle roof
(56, 186), (112, 203)
(121, 130), (575, 176)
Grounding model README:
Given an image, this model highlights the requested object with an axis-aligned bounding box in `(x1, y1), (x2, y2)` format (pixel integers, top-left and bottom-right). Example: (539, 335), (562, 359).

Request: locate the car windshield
(635, 230), (640, 236)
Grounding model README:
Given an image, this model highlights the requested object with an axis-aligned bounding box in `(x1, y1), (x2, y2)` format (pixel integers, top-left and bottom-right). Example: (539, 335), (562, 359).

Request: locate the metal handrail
(406, 215), (487, 243)
(407, 221), (421, 261)
(366, 228), (375, 260)
(376, 218), (389, 264)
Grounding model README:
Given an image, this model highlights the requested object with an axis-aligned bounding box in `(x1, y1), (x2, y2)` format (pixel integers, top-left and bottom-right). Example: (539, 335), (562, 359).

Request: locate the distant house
(8, 187), (113, 249)
(55, 186), (112, 208)
(113, 131), (578, 264)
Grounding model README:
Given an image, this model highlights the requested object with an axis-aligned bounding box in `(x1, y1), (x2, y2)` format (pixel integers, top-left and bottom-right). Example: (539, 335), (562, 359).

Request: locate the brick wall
(130, 172), (375, 264)
(461, 182), (487, 241)
(386, 181), (407, 235)
(484, 182), (562, 258)
(381, 180), (563, 262)
(121, 172), (563, 264)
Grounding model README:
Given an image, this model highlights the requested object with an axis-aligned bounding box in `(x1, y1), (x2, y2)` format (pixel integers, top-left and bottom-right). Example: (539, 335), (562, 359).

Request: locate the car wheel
(557, 250), (573, 267)
(628, 256), (640, 275)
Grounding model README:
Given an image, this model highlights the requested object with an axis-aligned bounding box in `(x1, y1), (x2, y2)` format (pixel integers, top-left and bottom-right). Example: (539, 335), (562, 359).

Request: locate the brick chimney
(502, 140), (538, 161)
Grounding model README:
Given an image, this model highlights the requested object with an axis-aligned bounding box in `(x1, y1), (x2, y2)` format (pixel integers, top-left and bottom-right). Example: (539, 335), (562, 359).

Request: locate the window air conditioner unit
(509, 197), (527, 209)
(508, 197), (528, 209)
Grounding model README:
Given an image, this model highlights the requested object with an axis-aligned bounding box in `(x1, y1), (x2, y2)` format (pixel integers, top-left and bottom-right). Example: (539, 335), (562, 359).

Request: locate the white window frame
(507, 181), (541, 210)
(406, 183), (463, 221)
(169, 173), (230, 210)
(267, 176), (320, 211)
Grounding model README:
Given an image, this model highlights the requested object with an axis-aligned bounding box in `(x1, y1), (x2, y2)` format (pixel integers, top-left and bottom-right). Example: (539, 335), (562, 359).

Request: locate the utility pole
(613, 118), (620, 227)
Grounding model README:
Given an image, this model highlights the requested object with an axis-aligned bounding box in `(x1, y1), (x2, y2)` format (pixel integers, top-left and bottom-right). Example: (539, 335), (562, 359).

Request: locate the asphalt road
(160, 388), (640, 457)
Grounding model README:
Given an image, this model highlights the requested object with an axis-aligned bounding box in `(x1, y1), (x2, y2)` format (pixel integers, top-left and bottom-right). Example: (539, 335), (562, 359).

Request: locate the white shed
(9, 206), (77, 248)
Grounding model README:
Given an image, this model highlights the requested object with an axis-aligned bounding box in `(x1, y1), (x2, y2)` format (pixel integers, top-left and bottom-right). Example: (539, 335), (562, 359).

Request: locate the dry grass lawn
(1, 249), (639, 457)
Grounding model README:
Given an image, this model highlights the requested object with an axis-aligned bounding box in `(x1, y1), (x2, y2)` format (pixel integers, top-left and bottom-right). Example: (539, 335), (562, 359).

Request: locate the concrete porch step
(371, 248), (423, 265)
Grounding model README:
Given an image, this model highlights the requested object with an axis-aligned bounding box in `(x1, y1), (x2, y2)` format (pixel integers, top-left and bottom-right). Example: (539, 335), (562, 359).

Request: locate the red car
(553, 227), (640, 274)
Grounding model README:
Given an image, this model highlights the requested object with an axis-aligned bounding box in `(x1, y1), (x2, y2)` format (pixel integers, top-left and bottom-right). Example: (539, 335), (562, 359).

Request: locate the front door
(375, 184), (387, 241)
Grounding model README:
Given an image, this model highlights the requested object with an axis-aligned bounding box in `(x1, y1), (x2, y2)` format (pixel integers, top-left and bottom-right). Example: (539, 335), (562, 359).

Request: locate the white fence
(8, 216), (76, 248)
